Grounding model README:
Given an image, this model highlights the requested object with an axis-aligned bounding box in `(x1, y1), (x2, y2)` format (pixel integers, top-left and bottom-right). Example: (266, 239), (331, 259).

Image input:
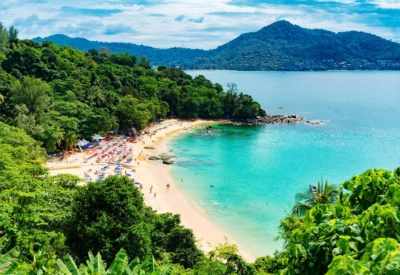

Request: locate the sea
(167, 71), (400, 257)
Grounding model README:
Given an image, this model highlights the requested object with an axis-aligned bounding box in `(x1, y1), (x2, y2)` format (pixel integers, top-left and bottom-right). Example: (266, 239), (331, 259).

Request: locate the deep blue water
(168, 71), (400, 257)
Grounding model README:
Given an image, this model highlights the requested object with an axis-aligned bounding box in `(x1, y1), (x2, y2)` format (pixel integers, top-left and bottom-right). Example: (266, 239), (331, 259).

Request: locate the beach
(47, 119), (255, 262)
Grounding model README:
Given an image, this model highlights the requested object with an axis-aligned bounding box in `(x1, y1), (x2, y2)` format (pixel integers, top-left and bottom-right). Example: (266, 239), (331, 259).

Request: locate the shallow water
(168, 71), (400, 257)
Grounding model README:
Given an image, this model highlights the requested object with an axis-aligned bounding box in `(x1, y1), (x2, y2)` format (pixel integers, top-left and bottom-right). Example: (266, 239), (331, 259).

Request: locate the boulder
(148, 156), (160, 160)
(159, 154), (175, 160)
(163, 159), (175, 164)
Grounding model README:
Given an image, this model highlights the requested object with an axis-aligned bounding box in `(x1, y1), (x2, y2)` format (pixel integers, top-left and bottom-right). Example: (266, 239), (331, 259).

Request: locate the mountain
(33, 21), (400, 71)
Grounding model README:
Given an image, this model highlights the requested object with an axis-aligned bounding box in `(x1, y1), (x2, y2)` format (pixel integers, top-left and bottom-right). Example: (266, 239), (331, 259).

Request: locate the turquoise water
(168, 71), (400, 257)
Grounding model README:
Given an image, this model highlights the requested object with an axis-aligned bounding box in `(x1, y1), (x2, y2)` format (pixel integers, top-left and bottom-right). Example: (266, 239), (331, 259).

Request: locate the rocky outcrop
(163, 159), (175, 164)
(159, 154), (175, 161)
(148, 156), (160, 160)
(149, 153), (176, 164)
(222, 114), (303, 126)
(305, 120), (326, 125)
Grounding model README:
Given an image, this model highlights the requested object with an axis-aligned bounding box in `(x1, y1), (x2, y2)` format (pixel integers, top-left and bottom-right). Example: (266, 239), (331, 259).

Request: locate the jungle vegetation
(0, 22), (265, 153)
(2, 23), (400, 274)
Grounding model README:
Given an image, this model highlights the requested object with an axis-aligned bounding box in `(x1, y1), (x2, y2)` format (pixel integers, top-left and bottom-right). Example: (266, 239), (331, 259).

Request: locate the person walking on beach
(154, 192), (156, 198)
(150, 185), (153, 193)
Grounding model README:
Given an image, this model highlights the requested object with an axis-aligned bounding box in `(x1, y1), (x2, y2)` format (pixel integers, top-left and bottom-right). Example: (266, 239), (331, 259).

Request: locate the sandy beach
(47, 119), (255, 262)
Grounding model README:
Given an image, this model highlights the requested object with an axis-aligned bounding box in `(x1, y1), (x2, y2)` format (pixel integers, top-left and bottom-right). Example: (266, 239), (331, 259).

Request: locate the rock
(148, 156), (160, 160)
(306, 120), (324, 125)
(221, 114), (303, 126)
(163, 159), (175, 164)
(159, 154), (175, 160)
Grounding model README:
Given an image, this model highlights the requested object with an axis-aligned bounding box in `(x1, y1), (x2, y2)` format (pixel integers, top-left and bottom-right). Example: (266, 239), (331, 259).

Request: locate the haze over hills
(33, 20), (400, 71)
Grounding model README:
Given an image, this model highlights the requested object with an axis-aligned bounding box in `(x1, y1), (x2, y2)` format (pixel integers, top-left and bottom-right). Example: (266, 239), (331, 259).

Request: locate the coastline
(47, 119), (255, 262)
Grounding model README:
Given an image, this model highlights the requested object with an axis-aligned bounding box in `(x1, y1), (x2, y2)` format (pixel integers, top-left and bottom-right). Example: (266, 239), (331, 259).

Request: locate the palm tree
(292, 180), (339, 217)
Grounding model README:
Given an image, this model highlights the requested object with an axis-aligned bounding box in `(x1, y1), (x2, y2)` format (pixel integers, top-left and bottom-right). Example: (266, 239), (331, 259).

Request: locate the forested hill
(33, 20), (400, 71)
(0, 25), (265, 153)
(33, 34), (210, 68)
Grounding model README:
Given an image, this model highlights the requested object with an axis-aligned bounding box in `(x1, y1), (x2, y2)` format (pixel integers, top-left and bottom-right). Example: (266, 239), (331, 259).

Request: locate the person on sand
(166, 183), (170, 189)
(139, 184), (143, 190)
(150, 185), (153, 193)
(154, 192), (156, 198)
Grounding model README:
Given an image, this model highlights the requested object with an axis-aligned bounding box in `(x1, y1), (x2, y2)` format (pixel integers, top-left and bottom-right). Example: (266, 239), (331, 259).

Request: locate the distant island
(33, 20), (400, 71)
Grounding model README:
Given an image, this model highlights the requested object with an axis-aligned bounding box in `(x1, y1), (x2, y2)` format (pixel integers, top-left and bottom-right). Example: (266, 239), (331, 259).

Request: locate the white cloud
(0, 0), (399, 49)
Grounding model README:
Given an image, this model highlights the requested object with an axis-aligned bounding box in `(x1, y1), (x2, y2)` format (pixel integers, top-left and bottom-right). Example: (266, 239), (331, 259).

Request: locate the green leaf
(0, 246), (20, 272)
(59, 254), (81, 275)
(108, 248), (128, 275)
(161, 264), (174, 275)
(3, 262), (19, 275)
(92, 252), (106, 275)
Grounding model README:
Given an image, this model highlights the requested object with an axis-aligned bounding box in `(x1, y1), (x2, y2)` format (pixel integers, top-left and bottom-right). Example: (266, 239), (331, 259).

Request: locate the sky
(1, 0), (399, 49)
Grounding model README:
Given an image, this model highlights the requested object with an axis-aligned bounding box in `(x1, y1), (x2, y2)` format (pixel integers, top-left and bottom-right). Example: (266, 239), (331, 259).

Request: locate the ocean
(167, 71), (400, 257)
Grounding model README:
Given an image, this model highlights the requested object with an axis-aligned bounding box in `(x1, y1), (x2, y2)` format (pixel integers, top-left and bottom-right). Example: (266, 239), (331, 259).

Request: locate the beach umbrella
(134, 182), (140, 185)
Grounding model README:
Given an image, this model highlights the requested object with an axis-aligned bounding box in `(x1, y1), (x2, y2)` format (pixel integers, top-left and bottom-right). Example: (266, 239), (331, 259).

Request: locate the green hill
(33, 20), (400, 71)
(32, 34), (210, 67)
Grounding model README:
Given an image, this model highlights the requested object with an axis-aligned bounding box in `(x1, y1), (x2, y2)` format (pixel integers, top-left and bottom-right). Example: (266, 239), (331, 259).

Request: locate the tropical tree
(10, 76), (50, 120)
(0, 22), (9, 54)
(64, 176), (202, 268)
(275, 168), (400, 274)
(7, 26), (18, 46)
(292, 180), (339, 217)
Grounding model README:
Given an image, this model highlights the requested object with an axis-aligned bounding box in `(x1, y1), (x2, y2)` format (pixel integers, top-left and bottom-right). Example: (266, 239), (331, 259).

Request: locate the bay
(168, 71), (400, 257)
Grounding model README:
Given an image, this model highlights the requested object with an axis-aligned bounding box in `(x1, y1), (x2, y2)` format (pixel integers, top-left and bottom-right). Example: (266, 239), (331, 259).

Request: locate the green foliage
(253, 251), (287, 274)
(57, 248), (173, 275)
(0, 236), (20, 274)
(64, 176), (203, 268)
(274, 168), (400, 274)
(292, 180), (339, 217)
(0, 33), (265, 153)
(0, 123), (80, 271)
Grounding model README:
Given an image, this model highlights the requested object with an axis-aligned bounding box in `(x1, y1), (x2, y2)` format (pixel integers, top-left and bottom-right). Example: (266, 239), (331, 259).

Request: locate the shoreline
(47, 119), (256, 262)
